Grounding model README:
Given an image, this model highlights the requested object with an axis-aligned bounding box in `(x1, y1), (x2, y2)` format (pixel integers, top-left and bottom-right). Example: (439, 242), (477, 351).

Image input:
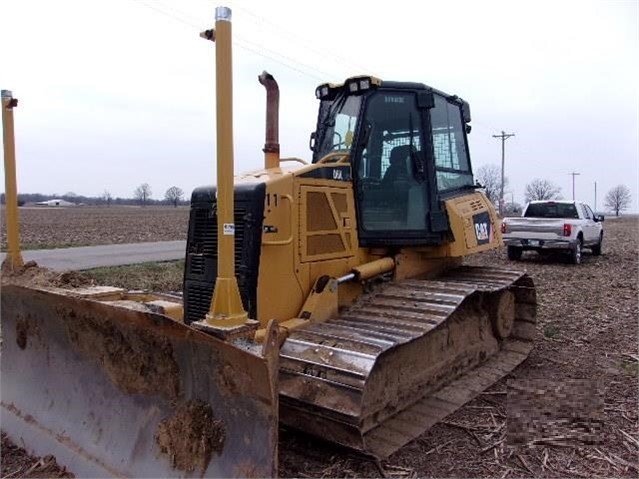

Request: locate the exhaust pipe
(258, 71), (280, 169)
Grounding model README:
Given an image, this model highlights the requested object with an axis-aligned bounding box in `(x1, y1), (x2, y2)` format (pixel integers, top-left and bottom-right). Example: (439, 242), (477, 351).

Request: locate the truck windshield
(314, 92), (362, 162)
(524, 203), (579, 219)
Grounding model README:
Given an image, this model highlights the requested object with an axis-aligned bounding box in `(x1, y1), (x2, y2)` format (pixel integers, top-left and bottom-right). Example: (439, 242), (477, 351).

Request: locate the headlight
(315, 83), (333, 99)
(343, 75), (381, 94)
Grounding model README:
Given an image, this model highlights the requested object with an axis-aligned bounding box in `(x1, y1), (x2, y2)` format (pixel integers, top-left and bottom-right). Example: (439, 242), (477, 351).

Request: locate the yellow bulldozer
(1, 6), (536, 477)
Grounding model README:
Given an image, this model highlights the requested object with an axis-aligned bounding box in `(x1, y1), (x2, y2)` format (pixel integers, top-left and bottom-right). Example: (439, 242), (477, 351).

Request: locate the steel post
(198, 7), (249, 329)
(2, 90), (24, 271)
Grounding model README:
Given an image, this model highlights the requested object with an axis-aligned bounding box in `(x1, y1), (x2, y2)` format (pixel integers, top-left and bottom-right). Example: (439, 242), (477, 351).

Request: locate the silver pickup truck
(501, 200), (604, 264)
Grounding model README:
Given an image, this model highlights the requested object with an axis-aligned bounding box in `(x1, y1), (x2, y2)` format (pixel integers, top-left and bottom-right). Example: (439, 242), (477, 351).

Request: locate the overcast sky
(2, 0), (638, 212)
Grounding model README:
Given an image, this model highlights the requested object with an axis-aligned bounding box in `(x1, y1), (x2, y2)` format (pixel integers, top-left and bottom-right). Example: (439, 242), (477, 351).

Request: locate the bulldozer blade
(1, 284), (279, 478)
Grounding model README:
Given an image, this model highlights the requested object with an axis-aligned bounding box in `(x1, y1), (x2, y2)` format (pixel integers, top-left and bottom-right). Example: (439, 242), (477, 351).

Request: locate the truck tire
(592, 233), (603, 256)
(570, 239), (582, 264)
(507, 246), (522, 261)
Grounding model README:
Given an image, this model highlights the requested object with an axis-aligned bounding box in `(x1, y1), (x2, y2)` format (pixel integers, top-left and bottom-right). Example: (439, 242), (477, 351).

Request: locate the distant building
(35, 199), (75, 207)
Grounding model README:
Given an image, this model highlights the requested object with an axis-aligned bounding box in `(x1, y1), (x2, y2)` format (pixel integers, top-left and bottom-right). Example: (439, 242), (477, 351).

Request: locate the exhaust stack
(258, 71), (280, 169)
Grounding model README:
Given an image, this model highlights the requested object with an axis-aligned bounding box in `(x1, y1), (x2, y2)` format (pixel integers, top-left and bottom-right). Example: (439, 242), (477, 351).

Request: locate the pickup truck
(501, 200), (604, 264)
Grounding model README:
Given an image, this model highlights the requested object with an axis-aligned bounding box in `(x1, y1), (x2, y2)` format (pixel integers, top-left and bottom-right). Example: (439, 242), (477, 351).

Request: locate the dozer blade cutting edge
(1, 283), (279, 478)
(279, 266), (536, 458)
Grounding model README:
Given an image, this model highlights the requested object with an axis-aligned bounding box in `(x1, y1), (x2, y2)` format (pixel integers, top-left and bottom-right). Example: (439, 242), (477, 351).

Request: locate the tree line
(1, 175), (633, 217)
(475, 164), (632, 216)
(1, 184), (188, 208)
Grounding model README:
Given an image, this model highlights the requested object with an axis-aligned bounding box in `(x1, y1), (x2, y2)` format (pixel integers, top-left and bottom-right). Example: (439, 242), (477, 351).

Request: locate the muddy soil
(0, 433), (73, 478)
(155, 400), (226, 474)
(1, 260), (94, 287)
(62, 305), (182, 400)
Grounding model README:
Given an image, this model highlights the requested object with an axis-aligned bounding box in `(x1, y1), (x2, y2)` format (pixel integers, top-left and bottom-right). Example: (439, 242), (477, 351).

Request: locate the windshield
(314, 93), (363, 162)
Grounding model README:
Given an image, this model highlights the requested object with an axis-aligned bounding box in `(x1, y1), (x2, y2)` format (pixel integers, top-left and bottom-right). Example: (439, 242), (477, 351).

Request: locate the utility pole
(594, 181), (597, 212)
(493, 130), (515, 217)
(569, 171), (580, 201)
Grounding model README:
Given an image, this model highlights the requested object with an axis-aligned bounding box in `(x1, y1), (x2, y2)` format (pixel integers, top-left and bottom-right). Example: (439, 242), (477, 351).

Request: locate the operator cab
(311, 76), (475, 246)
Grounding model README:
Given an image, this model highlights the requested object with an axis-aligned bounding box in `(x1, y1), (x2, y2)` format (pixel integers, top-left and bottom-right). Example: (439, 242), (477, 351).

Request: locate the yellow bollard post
(2, 90), (24, 271)
(194, 7), (252, 335)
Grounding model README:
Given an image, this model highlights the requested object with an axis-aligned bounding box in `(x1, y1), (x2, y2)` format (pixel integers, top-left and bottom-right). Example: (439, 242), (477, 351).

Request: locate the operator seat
(382, 145), (413, 189)
(379, 144), (428, 229)
(380, 145), (415, 223)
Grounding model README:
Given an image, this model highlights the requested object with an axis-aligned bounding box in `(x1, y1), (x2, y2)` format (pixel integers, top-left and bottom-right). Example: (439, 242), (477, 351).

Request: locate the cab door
(353, 90), (442, 246)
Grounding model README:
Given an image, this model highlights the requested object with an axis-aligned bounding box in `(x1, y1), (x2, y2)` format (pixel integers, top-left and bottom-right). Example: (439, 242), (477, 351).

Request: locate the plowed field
(0, 206), (188, 250)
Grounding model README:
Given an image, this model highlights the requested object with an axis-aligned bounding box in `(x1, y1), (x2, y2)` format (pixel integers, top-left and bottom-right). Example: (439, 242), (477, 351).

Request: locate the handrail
(279, 157), (309, 165)
(317, 151), (350, 164)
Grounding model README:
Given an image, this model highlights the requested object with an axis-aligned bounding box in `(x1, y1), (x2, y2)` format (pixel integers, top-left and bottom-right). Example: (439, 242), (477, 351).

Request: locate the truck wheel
(592, 233), (603, 256)
(507, 246), (522, 261)
(570, 239), (582, 264)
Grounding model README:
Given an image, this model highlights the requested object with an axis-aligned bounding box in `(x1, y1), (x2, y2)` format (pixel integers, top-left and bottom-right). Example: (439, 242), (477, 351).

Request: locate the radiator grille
(184, 281), (215, 323)
(183, 184), (265, 324)
(189, 255), (205, 276)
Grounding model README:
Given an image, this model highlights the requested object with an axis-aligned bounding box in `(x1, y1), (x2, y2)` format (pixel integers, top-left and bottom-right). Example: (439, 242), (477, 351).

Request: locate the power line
(130, 0), (332, 82)
(233, 35), (333, 80)
(151, 0), (333, 79)
(234, 39), (326, 81)
(132, 0), (509, 136)
(492, 131), (515, 217)
(133, 0), (196, 28)
(230, 3), (378, 77)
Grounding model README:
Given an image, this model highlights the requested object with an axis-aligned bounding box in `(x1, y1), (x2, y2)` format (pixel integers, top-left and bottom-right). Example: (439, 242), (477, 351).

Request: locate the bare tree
(605, 184), (631, 216)
(102, 190), (113, 207)
(134, 183), (152, 206)
(525, 179), (562, 202)
(164, 186), (184, 207)
(475, 164), (508, 205)
(505, 201), (523, 216)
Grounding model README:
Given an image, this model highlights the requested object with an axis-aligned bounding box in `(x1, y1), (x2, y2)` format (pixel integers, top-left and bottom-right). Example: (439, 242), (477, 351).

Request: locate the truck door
(580, 204), (597, 244)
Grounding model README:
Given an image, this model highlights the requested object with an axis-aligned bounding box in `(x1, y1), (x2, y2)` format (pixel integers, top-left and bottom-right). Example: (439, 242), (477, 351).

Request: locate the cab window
(430, 95), (473, 191)
(583, 204), (594, 220)
(315, 95), (362, 160)
(356, 92), (427, 231)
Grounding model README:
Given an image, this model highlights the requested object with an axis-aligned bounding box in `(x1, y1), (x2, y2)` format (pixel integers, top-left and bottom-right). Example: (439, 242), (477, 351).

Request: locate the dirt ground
(0, 433), (73, 478)
(0, 205), (188, 250)
(277, 217), (639, 478)
(1, 216), (637, 478)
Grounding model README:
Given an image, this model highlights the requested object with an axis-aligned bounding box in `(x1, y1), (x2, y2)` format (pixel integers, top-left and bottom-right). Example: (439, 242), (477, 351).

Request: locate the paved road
(0, 241), (186, 272)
